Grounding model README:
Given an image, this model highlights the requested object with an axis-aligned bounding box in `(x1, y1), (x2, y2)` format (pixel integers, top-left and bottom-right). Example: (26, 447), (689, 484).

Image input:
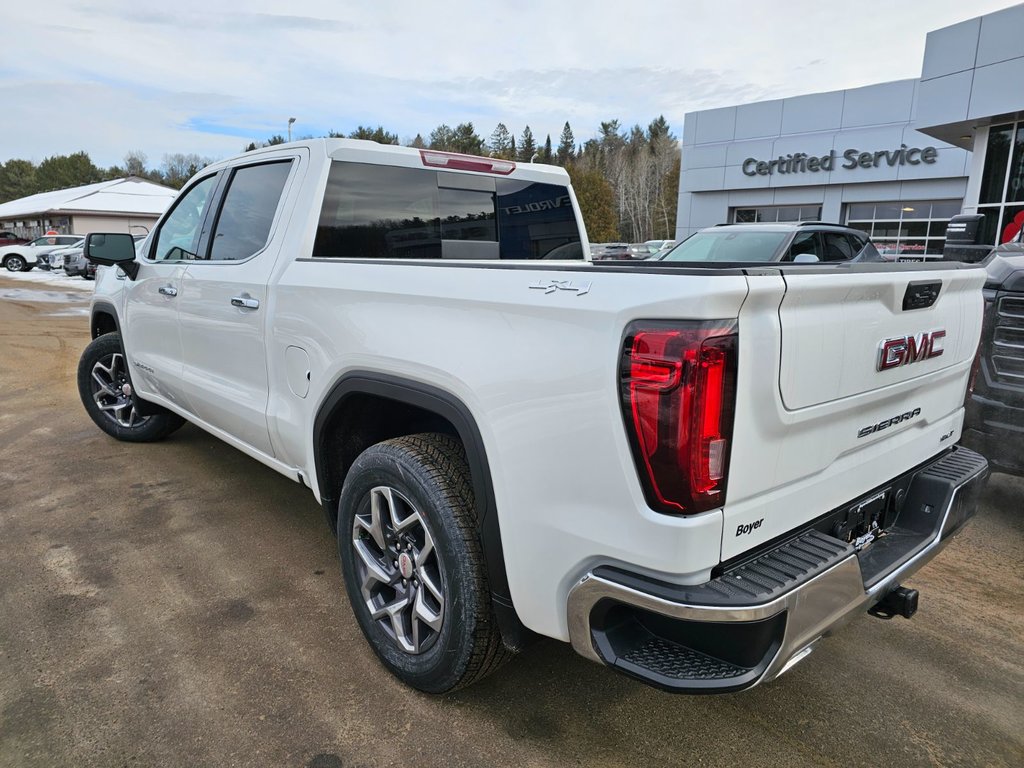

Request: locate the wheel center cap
(398, 552), (414, 579)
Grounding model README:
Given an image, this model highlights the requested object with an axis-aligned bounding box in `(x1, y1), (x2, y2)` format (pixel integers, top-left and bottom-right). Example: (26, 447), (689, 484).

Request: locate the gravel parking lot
(1, 274), (1022, 768)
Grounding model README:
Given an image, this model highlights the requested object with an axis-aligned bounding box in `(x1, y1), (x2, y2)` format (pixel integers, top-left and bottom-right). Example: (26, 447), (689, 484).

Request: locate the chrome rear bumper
(566, 447), (989, 693)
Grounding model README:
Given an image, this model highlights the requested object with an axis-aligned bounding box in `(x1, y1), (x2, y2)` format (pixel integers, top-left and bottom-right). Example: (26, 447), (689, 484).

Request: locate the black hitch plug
(868, 586), (919, 620)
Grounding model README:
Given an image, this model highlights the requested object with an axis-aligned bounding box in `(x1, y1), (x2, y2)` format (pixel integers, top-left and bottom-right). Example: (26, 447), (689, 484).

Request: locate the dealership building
(675, 3), (1024, 257)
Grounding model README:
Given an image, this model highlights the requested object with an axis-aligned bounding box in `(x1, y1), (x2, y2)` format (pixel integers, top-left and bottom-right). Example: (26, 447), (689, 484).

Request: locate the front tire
(337, 433), (510, 693)
(3, 254), (25, 272)
(77, 332), (185, 442)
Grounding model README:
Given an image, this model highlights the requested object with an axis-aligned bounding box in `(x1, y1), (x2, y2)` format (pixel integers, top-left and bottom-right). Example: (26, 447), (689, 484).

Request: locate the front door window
(152, 175), (218, 261)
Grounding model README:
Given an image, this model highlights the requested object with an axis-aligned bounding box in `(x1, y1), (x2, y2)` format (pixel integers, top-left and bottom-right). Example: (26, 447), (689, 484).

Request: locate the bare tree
(162, 153), (212, 189)
(123, 150), (148, 177)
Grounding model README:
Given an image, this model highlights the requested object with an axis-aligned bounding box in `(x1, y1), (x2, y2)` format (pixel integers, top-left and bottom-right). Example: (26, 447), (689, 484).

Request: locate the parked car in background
(0, 231), (30, 248)
(591, 242), (633, 260)
(644, 239), (676, 252)
(657, 222), (883, 263)
(628, 242), (662, 259)
(0, 234), (81, 272)
(40, 238), (85, 271)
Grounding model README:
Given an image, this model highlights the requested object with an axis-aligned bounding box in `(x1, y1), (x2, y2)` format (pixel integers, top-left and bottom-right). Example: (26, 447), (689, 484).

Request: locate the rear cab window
(313, 162), (582, 260)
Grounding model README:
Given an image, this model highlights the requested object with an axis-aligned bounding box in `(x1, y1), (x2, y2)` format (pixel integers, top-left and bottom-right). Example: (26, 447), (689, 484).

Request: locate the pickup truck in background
(79, 139), (989, 694)
(962, 245), (1024, 476)
(941, 214), (1024, 475)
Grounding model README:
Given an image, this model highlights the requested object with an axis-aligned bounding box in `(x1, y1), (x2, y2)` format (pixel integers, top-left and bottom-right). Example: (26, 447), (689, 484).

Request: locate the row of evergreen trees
(0, 150), (214, 205)
(1, 116), (680, 243)
(245, 117), (680, 242)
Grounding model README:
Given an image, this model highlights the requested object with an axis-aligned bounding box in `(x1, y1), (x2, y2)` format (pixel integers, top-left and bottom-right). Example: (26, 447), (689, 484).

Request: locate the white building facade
(675, 4), (1024, 258)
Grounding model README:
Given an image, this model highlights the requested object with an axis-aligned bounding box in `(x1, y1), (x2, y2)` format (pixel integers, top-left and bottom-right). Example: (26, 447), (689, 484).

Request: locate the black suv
(657, 222), (883, 263)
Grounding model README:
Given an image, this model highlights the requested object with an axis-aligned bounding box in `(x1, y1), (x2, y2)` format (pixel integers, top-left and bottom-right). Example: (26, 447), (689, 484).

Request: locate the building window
(845, 199), (961, 258)
(977, 121), (1024, 245)
(733, 205), (821, 223)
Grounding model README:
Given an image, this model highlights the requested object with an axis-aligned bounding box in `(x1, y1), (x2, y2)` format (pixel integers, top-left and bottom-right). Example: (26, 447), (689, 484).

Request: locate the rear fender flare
(312, 372), (526, 646)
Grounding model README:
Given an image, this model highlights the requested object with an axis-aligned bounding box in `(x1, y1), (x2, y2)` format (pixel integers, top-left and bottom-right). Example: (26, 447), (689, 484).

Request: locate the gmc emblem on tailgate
(877, 330), (946, 371)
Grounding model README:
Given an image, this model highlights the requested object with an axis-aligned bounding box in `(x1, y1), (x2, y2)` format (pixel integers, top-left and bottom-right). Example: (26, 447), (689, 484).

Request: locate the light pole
(288, 117), (296, 142)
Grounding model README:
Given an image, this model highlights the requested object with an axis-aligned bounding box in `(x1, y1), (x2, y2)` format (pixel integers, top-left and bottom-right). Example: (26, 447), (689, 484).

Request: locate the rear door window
(207, 161), (292, 262)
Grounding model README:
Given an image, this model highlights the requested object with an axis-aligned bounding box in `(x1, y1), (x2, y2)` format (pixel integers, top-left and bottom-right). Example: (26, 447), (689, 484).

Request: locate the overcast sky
(3, 0), (1020, 169)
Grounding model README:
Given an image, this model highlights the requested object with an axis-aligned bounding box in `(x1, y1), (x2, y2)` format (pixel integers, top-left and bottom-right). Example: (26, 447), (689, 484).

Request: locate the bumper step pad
(620, 637), (748, 681)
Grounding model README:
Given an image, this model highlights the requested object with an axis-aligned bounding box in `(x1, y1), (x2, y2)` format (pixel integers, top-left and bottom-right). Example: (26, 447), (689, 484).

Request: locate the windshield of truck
(660, 230), (789, 262)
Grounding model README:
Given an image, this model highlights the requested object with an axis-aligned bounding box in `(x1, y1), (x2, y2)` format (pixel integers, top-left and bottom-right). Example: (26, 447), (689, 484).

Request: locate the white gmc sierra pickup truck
(78, 139), (989, 694)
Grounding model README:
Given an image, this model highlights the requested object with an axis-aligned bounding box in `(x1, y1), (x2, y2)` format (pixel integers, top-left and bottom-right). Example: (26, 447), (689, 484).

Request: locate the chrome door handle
(158, 285), (177, 297)
(231, 296), (260, 309)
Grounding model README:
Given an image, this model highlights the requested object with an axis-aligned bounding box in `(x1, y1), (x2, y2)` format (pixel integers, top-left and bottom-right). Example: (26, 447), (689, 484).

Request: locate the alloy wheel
(351, 486), (446, 654)
(90, 352), (150, 429)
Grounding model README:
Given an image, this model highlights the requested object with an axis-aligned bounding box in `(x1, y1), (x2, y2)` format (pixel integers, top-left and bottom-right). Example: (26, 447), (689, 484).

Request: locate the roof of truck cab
(211, 138), (572, 183)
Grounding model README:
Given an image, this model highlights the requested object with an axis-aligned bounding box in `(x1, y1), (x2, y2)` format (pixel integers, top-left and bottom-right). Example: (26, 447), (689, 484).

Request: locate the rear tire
(77, 332), (185, 442)
(337, 433), (510, 693)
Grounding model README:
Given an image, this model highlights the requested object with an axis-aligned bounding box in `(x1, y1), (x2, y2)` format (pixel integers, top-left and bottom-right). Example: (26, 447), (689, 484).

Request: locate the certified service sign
(742, 145), (938, 177)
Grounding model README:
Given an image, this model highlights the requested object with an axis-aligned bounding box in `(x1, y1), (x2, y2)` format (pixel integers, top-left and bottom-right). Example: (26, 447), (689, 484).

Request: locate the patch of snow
(0, 267), (93, 292)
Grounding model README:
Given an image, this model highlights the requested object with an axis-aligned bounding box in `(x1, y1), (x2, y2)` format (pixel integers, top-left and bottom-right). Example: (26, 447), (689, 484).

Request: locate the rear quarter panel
(270, 261), (749, 640)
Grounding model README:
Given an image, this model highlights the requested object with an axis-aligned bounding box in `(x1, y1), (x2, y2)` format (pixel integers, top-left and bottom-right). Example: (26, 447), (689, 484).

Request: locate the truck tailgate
(721, 264), (986, 561)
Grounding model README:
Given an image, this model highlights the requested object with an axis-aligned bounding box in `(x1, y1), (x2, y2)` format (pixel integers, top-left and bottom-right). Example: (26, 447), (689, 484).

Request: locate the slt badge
(529, 279), (591, 296)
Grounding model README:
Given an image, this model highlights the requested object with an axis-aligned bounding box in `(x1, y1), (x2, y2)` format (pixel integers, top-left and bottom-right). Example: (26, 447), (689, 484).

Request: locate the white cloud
(3, 0), (1021, 167)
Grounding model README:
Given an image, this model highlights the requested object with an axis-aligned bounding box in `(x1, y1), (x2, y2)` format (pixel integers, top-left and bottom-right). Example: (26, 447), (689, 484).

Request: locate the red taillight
(620, 321), (738, 515)
(419, 149), (516, 175)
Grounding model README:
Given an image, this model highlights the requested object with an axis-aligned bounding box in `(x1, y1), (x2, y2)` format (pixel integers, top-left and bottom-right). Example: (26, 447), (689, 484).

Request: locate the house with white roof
(0, 177), (178, 239)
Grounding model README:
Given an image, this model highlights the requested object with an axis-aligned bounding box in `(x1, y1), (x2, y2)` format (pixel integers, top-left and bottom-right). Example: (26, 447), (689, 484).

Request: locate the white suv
(0, 234), (82, 272)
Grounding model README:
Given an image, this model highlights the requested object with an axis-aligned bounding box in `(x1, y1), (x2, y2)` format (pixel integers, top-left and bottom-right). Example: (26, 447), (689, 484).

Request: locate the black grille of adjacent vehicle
(992, 294), (1024, 384)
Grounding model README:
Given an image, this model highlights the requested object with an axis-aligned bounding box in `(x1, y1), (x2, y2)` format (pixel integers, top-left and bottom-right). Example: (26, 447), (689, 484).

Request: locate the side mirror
(793, 253), (819, 263)
(84, 233), (139, 279)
